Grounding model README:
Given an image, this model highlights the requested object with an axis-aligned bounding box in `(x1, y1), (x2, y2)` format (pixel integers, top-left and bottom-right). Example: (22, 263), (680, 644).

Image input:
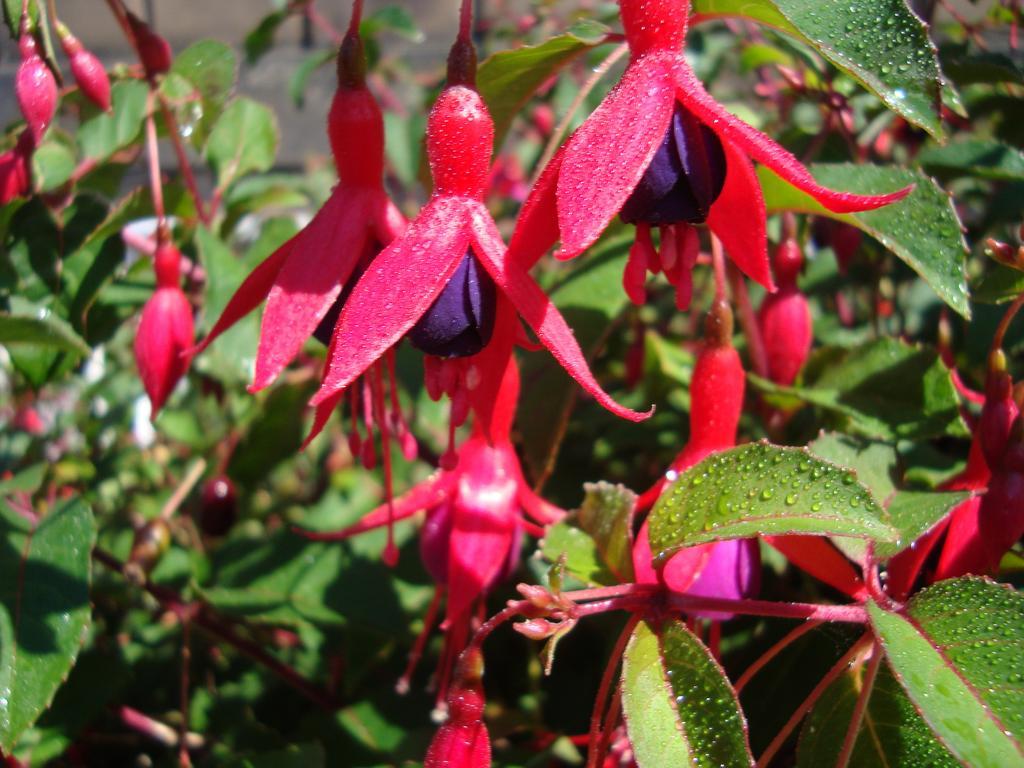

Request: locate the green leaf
(289, 49), (334, 109)
(30, 140), (76, 193)
(869, 579), (1024, 767)
(540, 520), (615, 587)
(693, 0), (943, 138)
(918, 139), (1024, 181)
(78, 80), (149, 162)
(808, 432), (898, 504)
(360, 5), (423, 41)
(577, 482), (636, 582)
(205, 98), (279, 189)
(225, 742), (325, 768)
(0, 307), (91, 357)
(621, 619), (753, 768)
(244, 10), (289, 64)
(647, 442), (897, 563)
(478, 30), (601, 153)
(519, 234), (632, 484)
(167, 40), (237, 145)
(759, 163), (970, 318)
(975, 264), (1024, 305)
(797, 662), (957, 768)
(0, 497), (96, 752)
(876, 490), (971, 559)
(751, 338), (967, 441)
(0, 465), (45, 496)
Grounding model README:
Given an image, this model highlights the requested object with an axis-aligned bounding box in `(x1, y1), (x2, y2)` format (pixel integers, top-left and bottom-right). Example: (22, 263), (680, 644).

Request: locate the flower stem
(728, 262), (769, 378)
(347, 0), (363, 35)
(755, 632), (871, 767)
(586, 613), (641, 768)
(458, 0), (473, 41)
(667, 593), (866, 623)
(735, 620), (822, 694)
(836, 641), (882, 768)
(156, 94), (212, 225)
(159, 459), (206, 521)
(993, 292), (1024, 354)
(144, 92), (165, 223)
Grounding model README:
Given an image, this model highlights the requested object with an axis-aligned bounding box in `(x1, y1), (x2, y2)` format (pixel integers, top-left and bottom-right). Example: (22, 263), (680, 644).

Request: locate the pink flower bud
(758, 240), (811, 386)
(0, 131), (34, 204)
(425, 650), (490, 768)
(126, 12), (172, 78)
(58, 24), (112, 112)
(16, 35), (57, 141)
(980, 352), (1018, 470)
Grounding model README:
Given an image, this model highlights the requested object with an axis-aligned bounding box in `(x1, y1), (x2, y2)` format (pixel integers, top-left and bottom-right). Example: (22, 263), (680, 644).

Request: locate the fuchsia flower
(134, 235), (194, 416)
(425, 649), (490, 768)
(56, 21), (112, 112)
(308, 39), (650, 430)
(510, 0), (911, 307)
(15, 27), (57, 143)
(193, 23), (411, 456)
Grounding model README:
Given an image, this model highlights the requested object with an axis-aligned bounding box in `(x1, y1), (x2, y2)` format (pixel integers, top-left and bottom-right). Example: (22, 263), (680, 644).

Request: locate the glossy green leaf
(797, 662), (957, 768)
(751, 338), (968, 441)
(541, 519), (613, 587)
(479, 26), (605, 153)
(919, 140), (1024, 181)
(869, 580), (1024, 768)
(648, 442), (896, 563)
(519, 234), (631, 484)
(622, 619), (753, 768)
(244, 10), (288, 64)
(30, 140), (75, 193)
(808, 433), (898, 505)
(0, 307), (91, 357)
(168, 39), (237, 144)
(78, 81), (149, 162)
(760, 163), (970, 318)
(205, 98), (279, 189)
(0, 498), (95, 752)
(975, 264), (1024, 305)
(577, 482), (636, 582)
(693, 0), (943, 137)
(876, 490), (971, 559)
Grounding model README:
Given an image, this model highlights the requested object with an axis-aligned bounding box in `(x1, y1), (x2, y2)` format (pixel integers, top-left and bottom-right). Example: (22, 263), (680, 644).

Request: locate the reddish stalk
(118, 706), (204, 750)
(728, 262), (769, 378)
(836, 642), (882, 768)
(156, 96), (212, 225)
(304, 1), (343, 44)
(144, 94), (165, 223)
(396, 587), (444, 694)
(667, 593), (867, 624)
(734, 620), (822, 694)
(710, 232), (728, 302)
(347, 0), (364, 33)
(458, 0), (473, 41)
(755, 633), (871, 767)
(586, 613), (641, 768)
(992, 292), (1024, 354)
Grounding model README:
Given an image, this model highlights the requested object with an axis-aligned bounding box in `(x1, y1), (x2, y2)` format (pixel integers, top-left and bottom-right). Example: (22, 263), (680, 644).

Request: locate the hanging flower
(0, 129), (34, 205)
(509, 0), (911, 308)
(308, 37), (651, 429)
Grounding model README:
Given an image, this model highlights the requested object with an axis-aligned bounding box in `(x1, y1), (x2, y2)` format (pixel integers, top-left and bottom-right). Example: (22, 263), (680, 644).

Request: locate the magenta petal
(555, 53), (677, 259)
(468, 205), (653, 423)
(706, 140), (775, 291)
(508, 146), (564, 271)
(311, 199), (472, 406)
(684, 538), (761, 620)
(251, 189), (368, 391)
(675, 65), (912, 213)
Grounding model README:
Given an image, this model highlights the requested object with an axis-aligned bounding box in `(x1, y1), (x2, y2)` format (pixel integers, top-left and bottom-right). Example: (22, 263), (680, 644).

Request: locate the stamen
(397, 587), (444, 694)
(360, 376), (377, 469)
(348, 386), (362, 459)
(659, 224), (678, 272)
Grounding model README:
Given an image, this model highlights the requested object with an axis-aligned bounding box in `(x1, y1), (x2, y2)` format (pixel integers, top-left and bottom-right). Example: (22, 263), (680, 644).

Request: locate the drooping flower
(308, 37), (651, 429)
(134, 233), (194, 416)
(56, 20), (112, 112)
(0, 129), (34, 205)
(509, 0), (912, 307)
(757, 238), (812, 387)
(15, 26), (57, 143)
(424, 648), (491, 768)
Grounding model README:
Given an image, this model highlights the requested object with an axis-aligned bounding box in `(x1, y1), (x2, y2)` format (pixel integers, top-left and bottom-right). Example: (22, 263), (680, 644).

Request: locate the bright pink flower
(509, 0), (911, 306)
(425, 649), (491, 768)
(135, 238), (194, 416)
(309, 41), (650, 428)
(193, 27), (408, 449)
(0, 130), (34, 205)
(757, 238), (811, 387)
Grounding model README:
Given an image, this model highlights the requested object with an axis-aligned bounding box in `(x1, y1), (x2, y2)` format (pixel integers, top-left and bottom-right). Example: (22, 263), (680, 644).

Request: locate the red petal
(372, 192), (408, 244)
(764, 535), (866, 599)
(192, 235), (291, 356)
(555, 53), (677, 259)
(507, 147), (563, 271)
(886, 517), (949, 600)
(296, 472), (454, 541)
(311, 199), (472, 405)
(302, 390), (342, 449)
(934, 496), (985, 581)
(135, 287), (194, 416)
(252, 189), (369, 391)
(675, 64), (912, 213)
(706, 141), (774, 291)
(469, 205), (653, 423)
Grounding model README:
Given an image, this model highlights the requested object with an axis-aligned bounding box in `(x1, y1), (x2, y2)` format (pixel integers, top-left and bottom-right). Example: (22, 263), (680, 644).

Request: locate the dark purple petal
(408, 250), (496, 358)
(620, 102), (727, 226)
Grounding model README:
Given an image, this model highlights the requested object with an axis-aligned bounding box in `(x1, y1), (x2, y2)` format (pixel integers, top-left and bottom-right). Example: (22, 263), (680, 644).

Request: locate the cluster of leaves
(1, 0), (1023, 766)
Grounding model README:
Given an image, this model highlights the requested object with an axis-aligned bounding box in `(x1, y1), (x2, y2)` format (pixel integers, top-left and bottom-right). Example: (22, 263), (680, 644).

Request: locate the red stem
(157, 96), (212, 225)
(458, 0), (473, 41)
(144, 94), (165, 223)
(728, 263), (769, 379)
(305, 1), (343, 44)
(756, 633), (871, 767)
(586, 613), (641, 768)
(667, 593), (867, 623)
(347, 0), (363, 34)
(836, 642), (882, 768)
(735, 620), (822, 694)
(993, 292), (1024, 354)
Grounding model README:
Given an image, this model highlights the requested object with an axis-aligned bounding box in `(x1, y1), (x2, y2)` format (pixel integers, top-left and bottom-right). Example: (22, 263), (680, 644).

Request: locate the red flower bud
(135, 242), (193, 415)
(425, 649), (491, 768)
(426, 86), (493, 199)
(57, 23), (112, 112)
(758, 239), (811, 386)
(980, 351), (1019, 469)
(16, 34), (57, 141)
(126, 12), (172, 78)
(620, 0), (690, 54)
(199, 476), (237, 537)
(0, 130), (34, 204)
